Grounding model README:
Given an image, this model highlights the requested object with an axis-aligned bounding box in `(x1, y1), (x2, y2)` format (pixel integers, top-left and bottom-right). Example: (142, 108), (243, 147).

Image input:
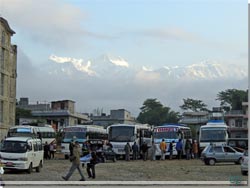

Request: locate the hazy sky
(0, 0), (248, 116)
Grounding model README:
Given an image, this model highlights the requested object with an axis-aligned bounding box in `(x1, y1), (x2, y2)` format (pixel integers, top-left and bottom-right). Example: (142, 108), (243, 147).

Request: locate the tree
(15, 107), (32, 124)
(216, 89), (248, 111)
(137, 98), (180, 126)
(179, 98), (208, 112)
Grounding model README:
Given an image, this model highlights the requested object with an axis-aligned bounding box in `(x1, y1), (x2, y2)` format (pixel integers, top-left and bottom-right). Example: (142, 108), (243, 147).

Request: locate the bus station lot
(1, 153), (248, 182)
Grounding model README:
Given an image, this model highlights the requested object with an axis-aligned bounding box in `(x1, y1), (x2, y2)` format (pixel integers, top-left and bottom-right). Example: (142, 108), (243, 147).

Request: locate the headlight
(19, 157), (28, 161)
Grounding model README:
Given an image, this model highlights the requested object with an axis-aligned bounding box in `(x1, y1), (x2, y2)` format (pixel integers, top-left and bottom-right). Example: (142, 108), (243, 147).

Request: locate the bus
(153, 124), (192, 159)
(107, 124), (152, 158)
(7, 125), (57, 146)
(198, 120), (229, 152)
(60, 125), (107, 159)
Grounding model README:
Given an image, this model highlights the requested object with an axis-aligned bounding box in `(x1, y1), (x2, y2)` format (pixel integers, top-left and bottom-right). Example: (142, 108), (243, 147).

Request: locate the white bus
(107, 124), (152, 157)
(153, 124), (192, 158)
(7, 125), (57, 146)
(199, 120), (229, 152)
(60, 125), (107, 159)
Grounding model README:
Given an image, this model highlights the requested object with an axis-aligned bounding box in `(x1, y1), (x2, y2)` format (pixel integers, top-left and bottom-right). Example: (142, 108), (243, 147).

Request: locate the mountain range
(47, 54), (247, 81)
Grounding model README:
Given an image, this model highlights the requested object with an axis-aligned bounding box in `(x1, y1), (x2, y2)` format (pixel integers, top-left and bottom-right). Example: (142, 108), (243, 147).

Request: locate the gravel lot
(1, 152), (248, 183)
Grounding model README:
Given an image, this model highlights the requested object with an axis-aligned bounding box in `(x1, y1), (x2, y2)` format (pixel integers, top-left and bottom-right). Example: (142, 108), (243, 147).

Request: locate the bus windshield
(0, 141), (28, 153)
(200, 128), (227, 142)
(109, 126), (135, 142)
(7, 128), (35, 137)
(62, 132), (86, 141)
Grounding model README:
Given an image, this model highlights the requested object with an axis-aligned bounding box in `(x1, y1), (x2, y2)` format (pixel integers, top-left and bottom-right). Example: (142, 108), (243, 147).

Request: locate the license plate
(6, 162), (13, 166)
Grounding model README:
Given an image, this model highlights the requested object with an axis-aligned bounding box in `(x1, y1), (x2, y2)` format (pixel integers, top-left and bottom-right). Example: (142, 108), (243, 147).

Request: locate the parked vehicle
(227, 138), (248, 153)
(153, 124), (192, 158)
(82, 139), (116, 163)
(0, 137), (44, 173)
(241, 149), (248, 175)
(61, 125), (107, 159)
(107, 124), (152, 158)
(200, 144), (243, 165)
(198, 120), (229, 153)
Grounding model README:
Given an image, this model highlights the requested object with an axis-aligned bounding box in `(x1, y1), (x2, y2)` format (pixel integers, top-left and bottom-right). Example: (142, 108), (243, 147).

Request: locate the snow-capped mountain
(149, 61), (247, 81)
(47, 54), (247, 81)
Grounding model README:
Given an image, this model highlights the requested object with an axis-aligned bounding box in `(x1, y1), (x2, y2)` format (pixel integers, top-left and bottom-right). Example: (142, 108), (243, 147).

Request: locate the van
(0, 137), (44, 173)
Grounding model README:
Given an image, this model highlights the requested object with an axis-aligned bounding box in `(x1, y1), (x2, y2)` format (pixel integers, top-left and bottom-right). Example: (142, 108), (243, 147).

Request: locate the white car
(241, 149), (248, 175)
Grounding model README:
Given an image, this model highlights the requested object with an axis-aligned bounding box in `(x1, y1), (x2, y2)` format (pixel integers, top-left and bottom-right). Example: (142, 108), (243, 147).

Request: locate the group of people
(62, 139), (98, 181)
(158, 138), (199, 160)
(124, 139), (199, 161)
(43, 142), (56, 160)
(124, 141), (150, 161)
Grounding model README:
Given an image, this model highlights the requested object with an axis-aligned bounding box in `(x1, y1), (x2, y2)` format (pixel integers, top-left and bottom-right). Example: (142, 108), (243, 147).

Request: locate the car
(241, 149), (248, 175)
(200, 144), (243, 165)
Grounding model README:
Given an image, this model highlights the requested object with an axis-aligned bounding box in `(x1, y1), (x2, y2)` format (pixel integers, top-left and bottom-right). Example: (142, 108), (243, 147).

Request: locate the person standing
(151, 141), (157, 161)
(185, 139), (192, 160)
(159, 139), (167, 160)
(87, 151), (97, 179)
(124, 142), (131, 161)
(192, 140), (198, 159)
(132, 142), (139, 160)
(169, 141), (174, 160)
(141, 142), (148, 161)
(44, 141), (50, 160)
(176, 139), (183, 160)
(49, 143), (55, 159)
(62, 141), (85, 181)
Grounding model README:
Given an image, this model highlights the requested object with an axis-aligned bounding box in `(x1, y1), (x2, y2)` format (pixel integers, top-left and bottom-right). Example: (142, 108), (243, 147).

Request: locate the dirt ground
(1, 152), (248, 182)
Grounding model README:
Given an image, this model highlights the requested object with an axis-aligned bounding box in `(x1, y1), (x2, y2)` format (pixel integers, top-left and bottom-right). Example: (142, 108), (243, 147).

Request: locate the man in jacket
(62, 141), (85, 181)
(160, 139), (167, 160)
(176, 139), (183, 160)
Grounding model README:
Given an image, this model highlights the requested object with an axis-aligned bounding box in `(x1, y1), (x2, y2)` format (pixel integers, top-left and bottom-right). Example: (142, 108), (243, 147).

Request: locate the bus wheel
(65, 155), (69, 159)
(27, 163), (33, 174)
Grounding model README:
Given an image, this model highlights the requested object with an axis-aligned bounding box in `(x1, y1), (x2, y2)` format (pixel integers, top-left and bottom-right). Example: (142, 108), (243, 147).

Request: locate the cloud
(109, 57), (129, 68)
(135, 70), (161, 84)
(49, 54), (96, 76)
(142, 66), (153, 72)
(1, 0), (112, 48)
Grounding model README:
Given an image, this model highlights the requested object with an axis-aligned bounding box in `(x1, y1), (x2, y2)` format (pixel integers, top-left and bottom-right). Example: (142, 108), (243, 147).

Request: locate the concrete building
(0, 17), (17, 140)
(17, 99), (91, 131)
(91, 109), (136, 127)
(17, 97), (50, 111)
(224, 102), (248, 138)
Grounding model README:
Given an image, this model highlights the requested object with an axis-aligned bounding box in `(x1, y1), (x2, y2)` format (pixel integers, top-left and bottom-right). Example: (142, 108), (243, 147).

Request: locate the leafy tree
(137, 98), (180, 126)
(179, 98), (208, 112)
(216, 89), (248, 111)
(15, 107), (32, 124)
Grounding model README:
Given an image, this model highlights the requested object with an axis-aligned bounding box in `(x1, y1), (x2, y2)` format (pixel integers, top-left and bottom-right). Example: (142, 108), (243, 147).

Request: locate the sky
(0, 0), (248, 117)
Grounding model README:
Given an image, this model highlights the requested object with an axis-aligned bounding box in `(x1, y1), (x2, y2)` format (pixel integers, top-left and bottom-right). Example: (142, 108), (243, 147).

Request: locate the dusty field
(1, 153), (248, 182)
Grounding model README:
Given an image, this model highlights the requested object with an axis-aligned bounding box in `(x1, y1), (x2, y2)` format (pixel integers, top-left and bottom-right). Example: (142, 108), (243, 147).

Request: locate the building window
(235, 119), (243, 128)
(0, 100), (3, 123)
